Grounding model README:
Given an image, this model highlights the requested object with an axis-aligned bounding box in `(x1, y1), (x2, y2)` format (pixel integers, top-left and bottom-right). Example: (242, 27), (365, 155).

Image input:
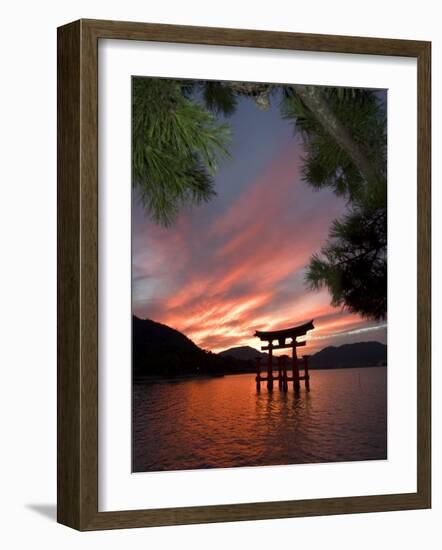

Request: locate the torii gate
(254, 320), (314, 392)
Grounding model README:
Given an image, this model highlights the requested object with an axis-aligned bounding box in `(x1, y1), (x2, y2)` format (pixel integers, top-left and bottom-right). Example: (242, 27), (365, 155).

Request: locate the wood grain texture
(57, 19), (431, 531)
(57, 20), (81, 529)
(416, 42), (431, 506)
(83, 18), (427, 56)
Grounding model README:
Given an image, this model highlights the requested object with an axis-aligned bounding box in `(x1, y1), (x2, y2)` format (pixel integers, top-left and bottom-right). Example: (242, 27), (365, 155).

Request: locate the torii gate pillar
(292, 341), (300, 392)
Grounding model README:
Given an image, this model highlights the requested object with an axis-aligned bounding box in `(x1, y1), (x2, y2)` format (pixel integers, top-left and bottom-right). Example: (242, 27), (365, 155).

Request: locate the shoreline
(133, 373), (225, 384)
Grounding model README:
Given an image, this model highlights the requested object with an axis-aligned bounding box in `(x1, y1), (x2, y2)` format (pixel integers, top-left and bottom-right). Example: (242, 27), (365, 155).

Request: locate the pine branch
(293, 85), (380, 187)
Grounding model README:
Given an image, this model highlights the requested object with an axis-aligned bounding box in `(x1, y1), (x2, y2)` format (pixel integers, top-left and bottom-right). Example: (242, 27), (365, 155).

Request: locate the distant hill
(218, 345), (290, 363)
(219, 341), (387, 370)
(309, 341), (387, 369)
(218, 345), (266, 361)
(133, 316), (387, 380)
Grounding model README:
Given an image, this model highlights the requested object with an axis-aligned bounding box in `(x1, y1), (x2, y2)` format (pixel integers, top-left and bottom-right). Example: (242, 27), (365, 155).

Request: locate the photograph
(131, 77), (388, 473)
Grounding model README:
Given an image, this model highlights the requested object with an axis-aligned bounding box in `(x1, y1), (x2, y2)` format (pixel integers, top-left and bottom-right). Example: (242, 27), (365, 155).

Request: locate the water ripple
(133, 367), (387, 472)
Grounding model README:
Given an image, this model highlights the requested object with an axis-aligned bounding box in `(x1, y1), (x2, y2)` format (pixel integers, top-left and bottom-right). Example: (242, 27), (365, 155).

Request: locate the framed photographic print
(57, 19), (431, 530)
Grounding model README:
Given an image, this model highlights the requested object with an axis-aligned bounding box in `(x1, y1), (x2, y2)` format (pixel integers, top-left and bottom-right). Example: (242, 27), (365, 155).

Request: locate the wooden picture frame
(57, 18), (431, 530)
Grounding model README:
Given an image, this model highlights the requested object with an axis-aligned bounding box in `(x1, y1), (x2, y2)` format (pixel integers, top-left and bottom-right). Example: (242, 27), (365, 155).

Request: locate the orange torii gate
(254, 320), (314, 392)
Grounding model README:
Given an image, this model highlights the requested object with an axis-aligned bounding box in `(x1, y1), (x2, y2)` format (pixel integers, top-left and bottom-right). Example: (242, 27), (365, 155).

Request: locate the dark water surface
(132, 367), (387, 472)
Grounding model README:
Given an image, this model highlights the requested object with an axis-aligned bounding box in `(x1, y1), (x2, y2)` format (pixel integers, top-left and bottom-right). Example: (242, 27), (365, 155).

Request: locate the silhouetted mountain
(133, 316), (256, 380)
(219, 341), (386, 370)
(309, 341), (387, 369)
(218, 345), (266, 361)
(218, 345), (290, 362)
(133, 316), (200, 358)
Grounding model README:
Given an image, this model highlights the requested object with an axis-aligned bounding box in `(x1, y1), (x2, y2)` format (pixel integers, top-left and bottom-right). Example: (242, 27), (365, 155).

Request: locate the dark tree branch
(228, 82), (273, 110)
(293, 85), (380, 186)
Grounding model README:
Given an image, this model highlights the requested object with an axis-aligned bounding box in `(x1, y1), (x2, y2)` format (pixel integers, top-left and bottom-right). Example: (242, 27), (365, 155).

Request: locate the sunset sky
(132, 89), (387, 354)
